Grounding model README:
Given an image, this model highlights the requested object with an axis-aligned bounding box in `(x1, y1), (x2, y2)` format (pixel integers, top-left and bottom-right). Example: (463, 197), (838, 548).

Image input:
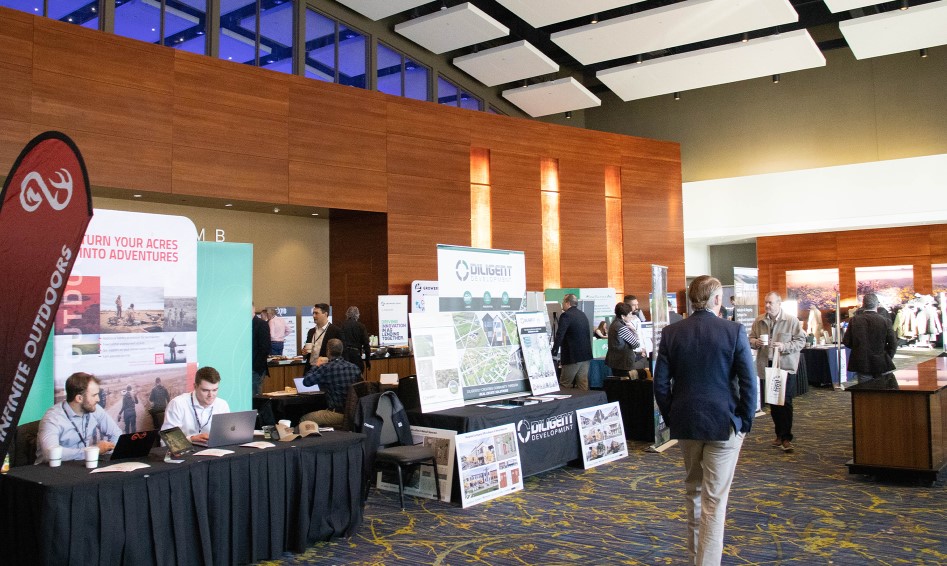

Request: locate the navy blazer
(552, 306), (593, 365)
(653, 310), (757, 441)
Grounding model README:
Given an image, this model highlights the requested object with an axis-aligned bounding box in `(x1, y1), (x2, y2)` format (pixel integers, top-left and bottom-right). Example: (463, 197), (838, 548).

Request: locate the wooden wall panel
(387, 173), (469, 218)
(931, 225), (947, 260)
(0, 9), (32, 170)
(388, 253), (438, 295)
(490, 151), (540, 190)
(288, 119), (386, 172)
(492, 219), (543, 290)
(0, 8), (34, 68)
(387, 134), (468, 182)
(172, 145), (288, 202)
(469, 113), (550, 156)
(621, 158), (682, 224)
(330, 211), (387, 334)
(837, 225), (931, 261)
(546, 124), (622, 162)
(559, 158), (607, 288)
(173, 99), (287, 159)
(387, 99), (471, 144)
(288, 161), (386, 212)
(289, 80), (387, 133)
(173, 55), (288, 116)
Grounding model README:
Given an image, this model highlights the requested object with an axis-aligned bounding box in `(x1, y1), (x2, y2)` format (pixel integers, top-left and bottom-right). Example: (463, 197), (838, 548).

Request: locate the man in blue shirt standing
(36, 372), (122, 464)
(300, 338), (362, 427)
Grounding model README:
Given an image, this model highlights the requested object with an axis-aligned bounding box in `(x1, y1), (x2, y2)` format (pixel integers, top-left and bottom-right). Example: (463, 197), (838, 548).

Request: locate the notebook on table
(110, 430), (159, 461)
(191, 410), (258, 448)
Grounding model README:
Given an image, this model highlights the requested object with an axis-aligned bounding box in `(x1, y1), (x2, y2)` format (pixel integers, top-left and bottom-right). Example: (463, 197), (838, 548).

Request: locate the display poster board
(299, 305), (314, 350)
(376, 426), (455, 502)
(514, 312), (559, 395)
(854, 265), (914, 308)
(437, 245), (526, 312)
(649, 265), (672, 451)
(409, 312), (465, 413)
(411, 280), (439, 313)
(786, 268), (840, 313)
(733, 267), (759, 334)
(269, 306), (297, 357)
(933, 265), (947, 296)
(455, 423), (523, 508)
(452, 311), (529, 401)
(378, 295), (409, 346)
(576, 402), (628, 469)
(54, 210), (197, 433)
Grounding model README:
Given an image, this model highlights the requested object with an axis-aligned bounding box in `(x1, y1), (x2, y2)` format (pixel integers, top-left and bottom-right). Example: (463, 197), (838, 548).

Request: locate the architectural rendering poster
(786, 269), (840, 312)
(376, 426), (456, 502)
(409, 313), (465, 413)
(855, 265), (914, 308)
(455, 423), (523, 508)
(411, 280), (439, 313)
(269, 306), (297, 357)
(378, 295), (409, 346)
(576, 402), (628, 469)
(436, 245), (526, 312)
(733, 267), (759, 334)
(54, 209), (197, 432)
(514, 312), (559, 395)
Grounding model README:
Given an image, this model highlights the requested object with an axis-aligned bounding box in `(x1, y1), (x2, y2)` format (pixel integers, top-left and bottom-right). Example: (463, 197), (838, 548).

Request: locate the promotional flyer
(576, 402), (628, 469)
(514, 312), (559, 395)
(455, 423), (523, 508)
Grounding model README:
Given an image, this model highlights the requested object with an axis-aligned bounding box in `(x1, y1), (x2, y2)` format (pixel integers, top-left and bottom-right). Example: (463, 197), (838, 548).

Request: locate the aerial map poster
(453, 310), (529, 401)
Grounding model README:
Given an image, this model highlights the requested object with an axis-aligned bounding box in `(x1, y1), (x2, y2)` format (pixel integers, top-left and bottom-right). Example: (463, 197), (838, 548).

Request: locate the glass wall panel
(338, 24), (365, 88)
(259, 0), (292, 74)
(376, 42), (402, 97)
(460, 90), (482, 111)
(167, 0), (206, 54)
(304, 8), (335, 82)
(437, 76), (458, 106)
(50, 0), (98, 28)
(0, 1), (43, 16)
(404, 58), (428, 101)
(220, 0), (258, 65)
(114, 0), (162, 43)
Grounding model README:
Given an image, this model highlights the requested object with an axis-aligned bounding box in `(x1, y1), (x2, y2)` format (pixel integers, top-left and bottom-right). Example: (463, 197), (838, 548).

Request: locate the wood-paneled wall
(757, 224), (947, 308)
(1, 9), (684, 308)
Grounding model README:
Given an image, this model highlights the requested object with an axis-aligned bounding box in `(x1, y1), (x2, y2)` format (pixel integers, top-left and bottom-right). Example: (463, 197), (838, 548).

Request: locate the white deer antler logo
(19, 168), (74, 212)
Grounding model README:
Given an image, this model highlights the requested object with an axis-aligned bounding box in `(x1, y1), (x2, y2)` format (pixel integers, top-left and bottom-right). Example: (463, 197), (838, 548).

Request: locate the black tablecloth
(253, 393), (328, 426)
(602, 378), (655, 441)
(802, 346), (849, 387)
(408, 390), (608, 477)
(0, 432), (365, 566)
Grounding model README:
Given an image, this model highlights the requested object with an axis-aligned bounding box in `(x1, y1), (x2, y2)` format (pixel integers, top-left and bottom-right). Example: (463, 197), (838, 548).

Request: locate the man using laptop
(36, 372), (123, 463)
(162, 366), (230, 444)
(299, 339), (361, 427)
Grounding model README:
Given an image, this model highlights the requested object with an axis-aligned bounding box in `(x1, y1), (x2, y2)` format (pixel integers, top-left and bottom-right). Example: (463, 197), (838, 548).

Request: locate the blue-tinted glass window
(259, 0), (292, 74)
(50, 0), (98, 28)
(220, 0), (258, 65)
(304, 9), (335, 82)
(114, 0), (161, 43)
(0, 1), (43, 17)
(376, 43), (402, 97)
(404, 58), (429, 101)
(338, 24), (366, 88)
(437, 76), (458, 106)
(167, 0), (207, 55)
(460, 90), (482, 111)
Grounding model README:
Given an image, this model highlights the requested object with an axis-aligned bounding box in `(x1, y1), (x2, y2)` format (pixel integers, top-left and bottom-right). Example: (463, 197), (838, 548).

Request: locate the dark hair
(326, 338), (344, 358)
(563, 294), (578, 307)
(65, 372), (100, 402)
(194, 366), (221, 386)
(313, 303), (330, 315)
(863, 293), (879, 310)
(614, 302), (632, 317)
(624, 295), (638, 303)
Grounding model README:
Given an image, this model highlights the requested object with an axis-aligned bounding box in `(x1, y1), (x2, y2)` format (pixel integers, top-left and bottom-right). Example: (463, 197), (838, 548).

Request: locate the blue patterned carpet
(265, 356), (947, 565)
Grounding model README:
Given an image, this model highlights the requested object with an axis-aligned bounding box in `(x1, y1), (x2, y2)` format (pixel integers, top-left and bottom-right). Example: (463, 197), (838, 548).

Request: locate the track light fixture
(636, 54), (643, 64)
(900, 0), (909, 9)
(673, 92), (680, 101)
(440, 1), (447, 10)
(565, 111), (572, 119)
(591, 13), (599, 24)
(772, 74), (780, 84)
(742, 32), (748, 43)
(920, 48), (928, 58)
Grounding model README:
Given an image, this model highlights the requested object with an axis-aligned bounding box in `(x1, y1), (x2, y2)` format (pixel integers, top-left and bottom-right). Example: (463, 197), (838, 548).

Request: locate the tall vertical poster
(378, 295), (409, 347)
(649, 265), (672, 451)
(409, 312), (465, 412)
(54, 210), (197, 433)
(437, 245), (529, 401)
(733, 267), (759, 334)
(514, 312), (558, 395)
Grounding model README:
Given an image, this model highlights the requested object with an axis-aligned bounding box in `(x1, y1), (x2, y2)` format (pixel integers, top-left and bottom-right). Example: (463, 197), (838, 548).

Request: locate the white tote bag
(764, 347), (788, 406)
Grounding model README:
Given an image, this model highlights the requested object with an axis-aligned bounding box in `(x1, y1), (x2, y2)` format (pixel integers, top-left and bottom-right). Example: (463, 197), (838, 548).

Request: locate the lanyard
(190, 393), (214, 432)
(63, 402), (91, 447)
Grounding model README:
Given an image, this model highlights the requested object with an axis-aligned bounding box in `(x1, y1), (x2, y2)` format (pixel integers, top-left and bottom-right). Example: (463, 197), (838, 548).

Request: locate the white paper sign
(576, 402), (628, 469)
(409, 312), (465, 412)
(455, 423), (523, 508)
(378, 295), (409, 346)
(515, 312), (559, 395)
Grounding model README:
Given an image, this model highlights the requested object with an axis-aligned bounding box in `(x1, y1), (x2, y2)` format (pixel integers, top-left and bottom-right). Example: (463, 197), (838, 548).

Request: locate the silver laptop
(192, 410), (258, 448)
(293, 377), (321, 393)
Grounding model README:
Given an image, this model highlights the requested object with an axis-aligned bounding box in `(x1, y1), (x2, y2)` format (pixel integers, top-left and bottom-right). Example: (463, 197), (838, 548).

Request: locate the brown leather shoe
(770, 438), (782, 447)
(781, 441), (795, 452)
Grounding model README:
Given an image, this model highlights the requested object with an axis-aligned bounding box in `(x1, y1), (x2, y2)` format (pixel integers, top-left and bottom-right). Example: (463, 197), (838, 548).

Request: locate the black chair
(10, 420), (40, 467)
(372, 394), (441, 509)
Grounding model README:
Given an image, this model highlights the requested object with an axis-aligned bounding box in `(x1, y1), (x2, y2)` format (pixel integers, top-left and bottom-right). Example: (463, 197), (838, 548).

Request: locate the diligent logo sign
(516, 412), (575, 444)
(455, 260), (470, 281)
(456, 260), (513, 283)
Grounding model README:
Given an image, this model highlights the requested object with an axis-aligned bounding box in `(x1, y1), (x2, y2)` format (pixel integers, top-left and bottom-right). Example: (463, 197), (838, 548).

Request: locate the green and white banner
(437, 245), (525, 312)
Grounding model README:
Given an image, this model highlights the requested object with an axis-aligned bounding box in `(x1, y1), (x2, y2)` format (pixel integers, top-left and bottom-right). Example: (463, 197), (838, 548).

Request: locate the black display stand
(603, 377), (655, 442)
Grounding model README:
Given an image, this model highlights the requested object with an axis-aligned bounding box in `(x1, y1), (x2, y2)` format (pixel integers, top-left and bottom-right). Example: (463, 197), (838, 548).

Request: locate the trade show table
(847, 356), (947, 483)
(801, 345), (850, 387)
(408, 390), (608, 477)
(0, 432), (365, 566)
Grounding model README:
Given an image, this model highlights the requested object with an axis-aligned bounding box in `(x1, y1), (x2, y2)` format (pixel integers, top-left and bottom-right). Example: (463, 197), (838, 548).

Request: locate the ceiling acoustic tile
(454, 40), (559, 86)
(494, 0), (646, 28)
(597, 29), (825, 101)
(501, 77), (601, 117)
(334, 0), (433, 21)
(551, 0), (798, 65)
(395, 2), (510, 54)
(822, 0), (883, 13)
(839, 0), (947, 59)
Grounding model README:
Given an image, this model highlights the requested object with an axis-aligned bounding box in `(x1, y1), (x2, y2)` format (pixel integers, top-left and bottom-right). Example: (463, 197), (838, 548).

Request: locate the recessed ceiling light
(133, 194), (142, 198)
(225, 203), (233, 207)
(311, 213), (319, 216)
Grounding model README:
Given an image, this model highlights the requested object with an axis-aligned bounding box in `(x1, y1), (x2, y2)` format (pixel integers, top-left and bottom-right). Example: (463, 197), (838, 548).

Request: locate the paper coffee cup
(278, 419), (291, 428)
(84, 446), (100, 469)
(760, 334), (769, 345)
(48, 445), (63, 467)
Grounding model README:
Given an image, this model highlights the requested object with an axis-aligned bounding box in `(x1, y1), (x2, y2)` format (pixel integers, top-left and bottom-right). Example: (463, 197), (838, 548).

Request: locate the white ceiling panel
(551, 0), (799, 65)
(597, 29), (825, 101)
(822, 0), (881, 13)
(334, 0), (433, 21)
(454, 40), (559, 86)
(839, 0), (947, 59)
(395, 2), (510, 54)
(494, 0), (646, 28)
(501, 77), (601, 117)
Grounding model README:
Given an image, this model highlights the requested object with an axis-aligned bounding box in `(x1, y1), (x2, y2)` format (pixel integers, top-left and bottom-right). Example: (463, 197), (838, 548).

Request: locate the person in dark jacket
(551, 293), (593, 390)
(251, 304), (271, 396)
(341, 306), (372, 375)
(118, 385), (138, 434)
(842, 293), (897, 383)
(605, 302), (642, 377)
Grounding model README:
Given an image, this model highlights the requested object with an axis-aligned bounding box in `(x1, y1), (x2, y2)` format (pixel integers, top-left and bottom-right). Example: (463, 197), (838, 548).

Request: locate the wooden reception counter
(847, 356), (947, 483)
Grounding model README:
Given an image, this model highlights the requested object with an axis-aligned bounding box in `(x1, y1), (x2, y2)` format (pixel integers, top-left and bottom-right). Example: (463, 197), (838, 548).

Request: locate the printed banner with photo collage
(376, 426), (456, 502)
(514, 312), (559, 395)
(576, 402), (628, 468)
(455, 423), (523, 508)
(54, 209), (197, 434)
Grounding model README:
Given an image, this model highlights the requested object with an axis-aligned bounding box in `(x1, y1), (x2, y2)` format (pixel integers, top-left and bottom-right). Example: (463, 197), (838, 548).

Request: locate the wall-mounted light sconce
(673, 92), (680, 101)
(772, 74), (780, 84)
(565, 111), (572, 119)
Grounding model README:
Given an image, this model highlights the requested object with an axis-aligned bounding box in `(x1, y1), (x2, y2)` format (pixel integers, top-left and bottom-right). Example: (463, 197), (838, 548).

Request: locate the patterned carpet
(264, 351), (946, 566)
